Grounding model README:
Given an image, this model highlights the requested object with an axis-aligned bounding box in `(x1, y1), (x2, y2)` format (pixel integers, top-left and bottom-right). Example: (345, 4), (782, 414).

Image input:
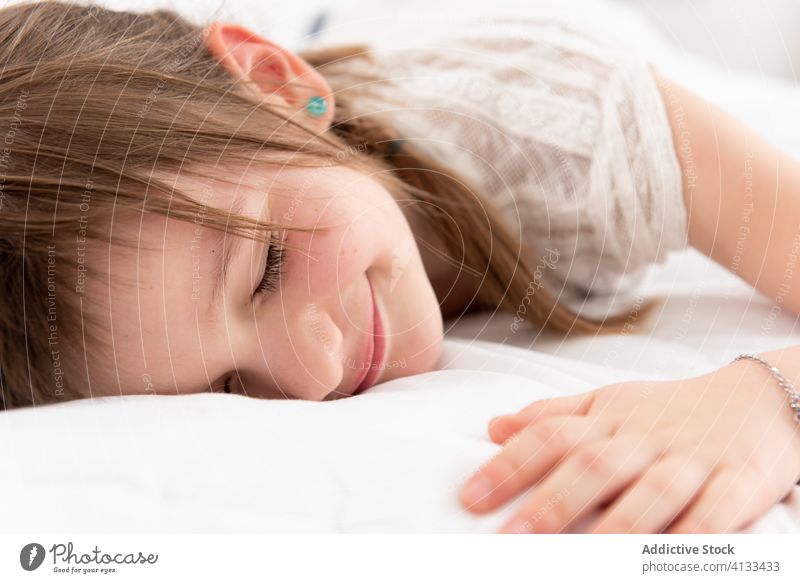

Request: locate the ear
(202, 22), (335, 132)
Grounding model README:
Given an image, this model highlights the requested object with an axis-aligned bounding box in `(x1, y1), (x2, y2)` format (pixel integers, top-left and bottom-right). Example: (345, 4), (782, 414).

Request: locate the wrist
(733, 354), (800, 421)
(723, 353), (800, 484)
(749, 347), (800, 387)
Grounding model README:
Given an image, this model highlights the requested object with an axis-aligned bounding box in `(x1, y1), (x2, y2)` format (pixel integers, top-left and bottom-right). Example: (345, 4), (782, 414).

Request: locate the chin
(418, 329), (444, 374)
(391, 305), (444, 382)
(380, 264), (444, 383)
(412, 278), (445, 375)
(383, 336), (442, 384)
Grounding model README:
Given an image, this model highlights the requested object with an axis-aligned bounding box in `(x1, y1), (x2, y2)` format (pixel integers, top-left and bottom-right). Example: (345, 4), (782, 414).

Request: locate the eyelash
(255, 234), (287, 295)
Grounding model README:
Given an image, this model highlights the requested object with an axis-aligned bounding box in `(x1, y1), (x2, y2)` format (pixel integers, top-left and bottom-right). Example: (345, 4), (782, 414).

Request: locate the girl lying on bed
(1, 0), (799, 534)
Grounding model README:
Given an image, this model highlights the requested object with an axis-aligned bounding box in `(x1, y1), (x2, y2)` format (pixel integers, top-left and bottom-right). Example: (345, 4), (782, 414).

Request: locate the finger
(460, 414), (611, 513)
(587, 453), (713, 534)
(498, 433), (662, 534)
(488, 392), (595, 444)
(666, 466), (773, 533)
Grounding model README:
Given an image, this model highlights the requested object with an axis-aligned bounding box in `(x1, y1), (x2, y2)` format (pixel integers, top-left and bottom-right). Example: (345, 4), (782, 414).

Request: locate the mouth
(352, 276), (385, 395)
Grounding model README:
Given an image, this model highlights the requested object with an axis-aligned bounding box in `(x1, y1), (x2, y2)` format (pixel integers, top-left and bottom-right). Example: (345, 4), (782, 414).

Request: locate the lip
(353, 277), (385, 395)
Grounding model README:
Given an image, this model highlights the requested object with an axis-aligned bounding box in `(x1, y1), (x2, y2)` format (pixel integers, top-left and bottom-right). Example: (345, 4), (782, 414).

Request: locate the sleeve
(318, 8), (690, 318)
(547, 44), (690, 319)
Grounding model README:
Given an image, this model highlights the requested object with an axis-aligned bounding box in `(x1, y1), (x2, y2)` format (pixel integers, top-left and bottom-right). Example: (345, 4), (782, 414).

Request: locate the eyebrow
(209, 194), (249, 311)
(209, 231), (245, 309)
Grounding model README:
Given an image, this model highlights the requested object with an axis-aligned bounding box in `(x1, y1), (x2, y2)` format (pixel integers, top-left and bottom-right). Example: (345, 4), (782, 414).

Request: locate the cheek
(280, 203), (385, 293)
(279, 228), (372, 300)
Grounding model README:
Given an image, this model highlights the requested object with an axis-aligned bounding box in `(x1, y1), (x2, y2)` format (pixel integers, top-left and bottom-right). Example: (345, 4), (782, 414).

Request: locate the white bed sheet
(2, 301), (800, 534)
(2, 0), (800, 534)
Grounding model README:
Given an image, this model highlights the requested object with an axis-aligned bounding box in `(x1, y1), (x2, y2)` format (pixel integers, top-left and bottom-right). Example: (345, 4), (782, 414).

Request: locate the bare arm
(654, 69), (800, 316)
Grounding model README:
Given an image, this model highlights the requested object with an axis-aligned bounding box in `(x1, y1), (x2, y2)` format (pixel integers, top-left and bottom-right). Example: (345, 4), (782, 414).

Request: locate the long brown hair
(0, 0), (656, 409)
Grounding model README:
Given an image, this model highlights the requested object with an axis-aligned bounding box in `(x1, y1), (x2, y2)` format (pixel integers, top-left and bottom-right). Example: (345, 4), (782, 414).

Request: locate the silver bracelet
(731, 353), (800, 423)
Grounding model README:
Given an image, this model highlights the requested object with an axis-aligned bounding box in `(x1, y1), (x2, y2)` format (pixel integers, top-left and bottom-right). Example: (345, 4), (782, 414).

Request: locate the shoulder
(308, 3), (664, 150)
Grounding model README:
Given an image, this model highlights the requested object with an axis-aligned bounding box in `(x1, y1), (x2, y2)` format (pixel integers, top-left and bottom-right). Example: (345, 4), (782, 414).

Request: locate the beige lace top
(308, 3), (689, 318)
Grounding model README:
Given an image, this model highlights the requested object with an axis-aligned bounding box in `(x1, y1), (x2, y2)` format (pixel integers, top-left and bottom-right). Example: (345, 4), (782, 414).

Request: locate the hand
(458, 361), (800, 533)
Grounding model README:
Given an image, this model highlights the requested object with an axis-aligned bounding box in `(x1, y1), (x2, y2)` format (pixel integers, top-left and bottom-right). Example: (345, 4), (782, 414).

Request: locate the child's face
(80, 162), (443, 400)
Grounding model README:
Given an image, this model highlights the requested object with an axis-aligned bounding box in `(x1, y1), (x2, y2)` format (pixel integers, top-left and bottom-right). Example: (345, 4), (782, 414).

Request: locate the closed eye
(255, 233), (286, 296)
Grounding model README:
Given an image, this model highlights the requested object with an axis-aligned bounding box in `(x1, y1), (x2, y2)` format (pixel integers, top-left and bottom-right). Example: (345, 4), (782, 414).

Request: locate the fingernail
(461, 475), (495, 507)
(488, 416), (505, 429)
(499, 517), (533, 534)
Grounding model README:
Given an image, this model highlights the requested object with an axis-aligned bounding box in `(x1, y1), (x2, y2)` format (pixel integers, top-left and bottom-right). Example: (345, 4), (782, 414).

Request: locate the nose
(296, 274), (371, 399)
(297, 299), (349, 397)
(243, 303), (346, 400)
(233, 276), (370, 401)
